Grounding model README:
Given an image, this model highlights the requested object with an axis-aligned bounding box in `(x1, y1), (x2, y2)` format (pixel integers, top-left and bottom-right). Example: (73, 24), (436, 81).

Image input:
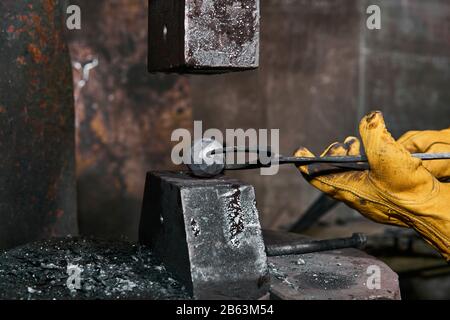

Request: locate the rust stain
(76, 155), (97, 176)
(32, 118), (46, 138)
(43, 0), (56, 19)
(30, 13), (42, 30)
(39, 100), (47, 110)
(30, 13), (47, 45)
(46, 180), (59, 201)
(18, 15), (29, 23)
(16, 56), (26, 65)
(0, 106), (5, 114)
(55, 209), (64, 219)
(90, 113), (109, 144)
(27, 43), (46, 64)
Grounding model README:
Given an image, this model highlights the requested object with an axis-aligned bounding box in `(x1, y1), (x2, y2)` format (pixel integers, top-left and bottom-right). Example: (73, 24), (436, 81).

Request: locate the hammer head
(187, 139), (225, 178)
(148, 0), (260, 74)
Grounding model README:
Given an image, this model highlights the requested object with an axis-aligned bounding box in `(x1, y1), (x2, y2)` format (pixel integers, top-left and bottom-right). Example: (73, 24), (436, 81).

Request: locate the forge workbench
(264, 231), (400, 300)
(0, 234), (400, 300)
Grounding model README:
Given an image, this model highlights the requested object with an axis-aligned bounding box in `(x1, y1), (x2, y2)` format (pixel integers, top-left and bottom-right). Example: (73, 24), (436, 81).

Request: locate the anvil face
(139, 171), (269, 299)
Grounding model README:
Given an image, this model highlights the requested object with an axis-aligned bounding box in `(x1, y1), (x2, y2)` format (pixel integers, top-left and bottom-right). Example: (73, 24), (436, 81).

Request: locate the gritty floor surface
(0, 237), (190, 300)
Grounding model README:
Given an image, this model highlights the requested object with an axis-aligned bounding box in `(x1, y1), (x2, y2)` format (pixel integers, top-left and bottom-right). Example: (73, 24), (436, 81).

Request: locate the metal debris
(0, 237), (190, 300)
(296, 258), (306, 266)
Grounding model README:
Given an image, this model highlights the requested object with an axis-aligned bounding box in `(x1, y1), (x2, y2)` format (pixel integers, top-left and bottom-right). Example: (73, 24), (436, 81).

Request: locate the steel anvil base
(139, 171), (401, 300)
(139, 171), (270, 300)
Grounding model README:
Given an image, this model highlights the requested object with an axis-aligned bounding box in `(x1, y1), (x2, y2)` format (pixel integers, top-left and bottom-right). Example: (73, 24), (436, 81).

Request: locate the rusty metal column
(0, 0), (78, 249)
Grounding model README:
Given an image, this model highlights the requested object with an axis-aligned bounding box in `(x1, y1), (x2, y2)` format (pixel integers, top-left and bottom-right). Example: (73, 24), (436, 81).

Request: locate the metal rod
(278, 152), (450, 165)
(266, 233), (367, 257)
(225, 153), (450, 171)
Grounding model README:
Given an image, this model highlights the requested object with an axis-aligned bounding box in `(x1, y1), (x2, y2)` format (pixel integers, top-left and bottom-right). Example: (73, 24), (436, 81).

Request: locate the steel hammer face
(148, 0), (260, 73)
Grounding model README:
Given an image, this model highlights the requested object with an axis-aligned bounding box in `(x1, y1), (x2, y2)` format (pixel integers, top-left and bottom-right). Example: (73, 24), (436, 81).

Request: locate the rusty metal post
(0, 0), (78, 249)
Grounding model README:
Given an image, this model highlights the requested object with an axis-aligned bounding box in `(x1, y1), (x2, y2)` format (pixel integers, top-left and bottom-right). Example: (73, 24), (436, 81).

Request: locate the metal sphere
(187, 139), (225, 178)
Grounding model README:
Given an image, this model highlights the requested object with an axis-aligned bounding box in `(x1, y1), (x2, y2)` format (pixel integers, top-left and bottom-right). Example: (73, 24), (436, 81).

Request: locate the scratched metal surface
(265, 231), (401, 300)
(0, 0), (78, 249)
(139, 171), (270, 300)
(66, 0), (192, 241)
(185, 0), (260, 69)
(148, 0), (260, 72)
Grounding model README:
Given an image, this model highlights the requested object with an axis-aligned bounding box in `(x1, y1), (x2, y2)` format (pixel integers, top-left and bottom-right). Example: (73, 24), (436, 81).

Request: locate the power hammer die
(148, 0), (260, 73)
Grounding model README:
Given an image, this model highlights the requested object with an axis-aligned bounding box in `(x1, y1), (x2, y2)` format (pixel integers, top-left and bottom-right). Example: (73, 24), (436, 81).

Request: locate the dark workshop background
(66, 0), (450, 237)
(65, 0), (449, 298)
(1, 0), (449, 300)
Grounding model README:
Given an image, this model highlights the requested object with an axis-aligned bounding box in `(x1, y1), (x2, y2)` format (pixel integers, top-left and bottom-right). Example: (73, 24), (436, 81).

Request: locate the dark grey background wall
(192, 0), (450, 232)
(65, 0), (450, 240)
(67, 0), (192, 241)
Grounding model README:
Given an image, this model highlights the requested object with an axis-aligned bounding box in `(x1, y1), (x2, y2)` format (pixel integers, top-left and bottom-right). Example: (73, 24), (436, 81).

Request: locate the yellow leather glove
(295, 112), (450, 261)
(398, 128), (450, 180)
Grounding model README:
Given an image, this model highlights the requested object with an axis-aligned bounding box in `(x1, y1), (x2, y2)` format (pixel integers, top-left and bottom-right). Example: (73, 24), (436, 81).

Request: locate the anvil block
(148, 0), (260, 73)
(139, 171), (269, 300)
